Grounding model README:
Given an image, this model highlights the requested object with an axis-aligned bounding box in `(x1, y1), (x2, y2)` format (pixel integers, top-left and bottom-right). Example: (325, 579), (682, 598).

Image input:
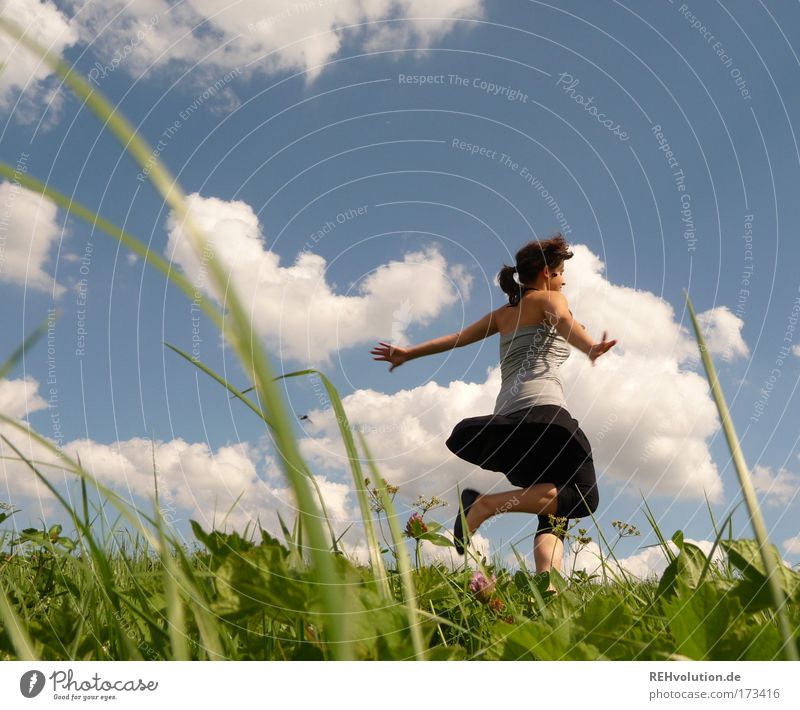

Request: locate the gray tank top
(493, 322), (571, 415)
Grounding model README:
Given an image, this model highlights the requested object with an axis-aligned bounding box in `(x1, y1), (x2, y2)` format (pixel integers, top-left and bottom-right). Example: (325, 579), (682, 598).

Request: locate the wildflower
(611, 520), (640, 537)
(547, 514), (568, 537)
(575, 527), (592, 546)
(488, 596), (506, 613)
(404, 512), (428, 539)
(469, 570), (497, 602)
(413, 494), (448, 515)
(366, 477), (400, 513)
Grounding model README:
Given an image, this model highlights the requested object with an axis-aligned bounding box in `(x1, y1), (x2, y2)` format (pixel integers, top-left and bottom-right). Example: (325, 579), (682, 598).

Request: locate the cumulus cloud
(297, 244), (746, 520)
(0, 235), (756, 564)
(750, 464), (800, 508)
(694, 306), (749, 361)
(556, 245), (752, 503)
(0, 374), (48, 418)
(571, 538), (726, 582)
(0, 0), (78, 115)
(165, 192), (472, 367)
(420, 530), (490, 570)
(0, 179), (65, 296)
(783, 536), (800, 555)
(0, 375), (364, 546)
(66, 0), (484, 84)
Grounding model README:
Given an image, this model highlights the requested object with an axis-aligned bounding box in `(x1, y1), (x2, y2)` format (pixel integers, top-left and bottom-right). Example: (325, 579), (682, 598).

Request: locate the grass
(0, 17), (798, 660)
(2, 475), (798, 660)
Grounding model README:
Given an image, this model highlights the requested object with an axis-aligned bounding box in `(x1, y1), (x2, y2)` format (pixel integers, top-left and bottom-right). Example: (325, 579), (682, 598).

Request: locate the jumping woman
(370, 234), (616, 576)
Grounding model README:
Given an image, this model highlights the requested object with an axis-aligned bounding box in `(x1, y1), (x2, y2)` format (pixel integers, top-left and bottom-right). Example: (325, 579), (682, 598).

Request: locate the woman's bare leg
(534, 532), (564, 577)
(464, 484), (563, 584)
(464, 483), (559, 533)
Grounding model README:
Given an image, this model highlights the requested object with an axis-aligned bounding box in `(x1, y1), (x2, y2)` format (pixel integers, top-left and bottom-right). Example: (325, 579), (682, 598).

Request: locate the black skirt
(445, 404), (594, 489)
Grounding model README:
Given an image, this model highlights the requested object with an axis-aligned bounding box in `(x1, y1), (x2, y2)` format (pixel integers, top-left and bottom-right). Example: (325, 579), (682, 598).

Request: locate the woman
(370, 234), (616, 576)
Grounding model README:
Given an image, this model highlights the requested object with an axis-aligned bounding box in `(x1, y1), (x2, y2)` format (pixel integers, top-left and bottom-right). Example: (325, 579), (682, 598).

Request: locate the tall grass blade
(272, 369), (390, 599)
(684, 288), (798, 661)
(164, 342), (268, 422)
(0, 316), (52, 380)
(153, 506), (190, 660)
(0, 165), (224, 332)
(698, 506), (740, 584)
(163, 342), (340, 553)
(0, 578), (39, 660)
(639, 494), (676, 564)
(0, 18), (352, 658)
(356, 429), (426, 659)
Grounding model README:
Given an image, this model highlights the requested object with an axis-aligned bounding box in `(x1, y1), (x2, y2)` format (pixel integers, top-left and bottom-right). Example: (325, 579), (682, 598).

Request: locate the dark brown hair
(497, 233), (574, 306)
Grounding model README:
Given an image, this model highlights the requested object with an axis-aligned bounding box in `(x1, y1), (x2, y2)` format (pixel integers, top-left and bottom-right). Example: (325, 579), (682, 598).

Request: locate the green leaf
(578, 593), (640, 659)
(190, 519), (256, 561)
(656, 540), (708, 600)
(418, 532), (453, 547)
(492, 618), (602, 660)
(48, 524), (63, 541)
(664, 580), (739, 659)
(722, 539), (800, 611)
(717, 618), (788, 661)
(211, 542), (308, 621)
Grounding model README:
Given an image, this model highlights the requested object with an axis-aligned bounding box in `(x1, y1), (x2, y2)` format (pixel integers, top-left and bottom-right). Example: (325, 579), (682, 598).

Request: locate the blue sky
(1, 0), (799, 575)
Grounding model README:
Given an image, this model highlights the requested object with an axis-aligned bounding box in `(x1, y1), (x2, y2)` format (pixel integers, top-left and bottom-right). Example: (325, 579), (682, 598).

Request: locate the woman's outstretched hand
(588, 331), (617, 366)
(370, 341), (411, 372)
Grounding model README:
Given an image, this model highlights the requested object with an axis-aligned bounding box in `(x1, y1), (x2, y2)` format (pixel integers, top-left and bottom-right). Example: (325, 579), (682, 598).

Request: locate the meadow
(1, 478), (799, 661)
(0, 18), (798, 662)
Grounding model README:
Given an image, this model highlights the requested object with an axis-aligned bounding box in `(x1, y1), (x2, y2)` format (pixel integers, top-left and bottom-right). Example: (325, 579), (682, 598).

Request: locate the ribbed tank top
(493, 322), (571, 415)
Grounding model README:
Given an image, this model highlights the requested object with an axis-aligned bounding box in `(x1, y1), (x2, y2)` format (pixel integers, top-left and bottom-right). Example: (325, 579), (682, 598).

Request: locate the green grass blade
(153, 506), (190, 660)
(698, 504), (742, 584)
(0, 577), (39, 660)
(684, 288), (798, 661)
(0, 315), (52, 380)
(275, 369), (390, 598)
(508, 542), (548, 618)
(639, 493), (676, 564)
(163, 343), (340, 553)
(0, 18), (353, 658)
(164, 342), (269, 422)
(0, 164), (224, 333)
(357, 429), (426, 659)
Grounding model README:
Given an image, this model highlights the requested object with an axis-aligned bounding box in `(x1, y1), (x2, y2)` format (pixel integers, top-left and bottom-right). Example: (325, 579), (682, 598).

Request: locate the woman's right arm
(543, 292), (616, 364)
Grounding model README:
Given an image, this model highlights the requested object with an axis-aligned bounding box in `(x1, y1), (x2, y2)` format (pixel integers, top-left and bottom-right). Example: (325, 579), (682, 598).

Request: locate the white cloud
(297, 244), (735, 516)
(750, 464), (800, 508)
(165, 192), (471, 367)
(419, 530), (490, 570)
(0, 180), (65, 296)
(0, 376), (362, 541)
(0, 375), (48, 418)
(792, 344), (800, 358)
(571, 538), (727, 582)
(557, 245), (752, 503)
(783, 536), (800, 555)
(0, 0), (78, 114)
(67, 0), (484, 84)
(694, 306), (749, 361)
